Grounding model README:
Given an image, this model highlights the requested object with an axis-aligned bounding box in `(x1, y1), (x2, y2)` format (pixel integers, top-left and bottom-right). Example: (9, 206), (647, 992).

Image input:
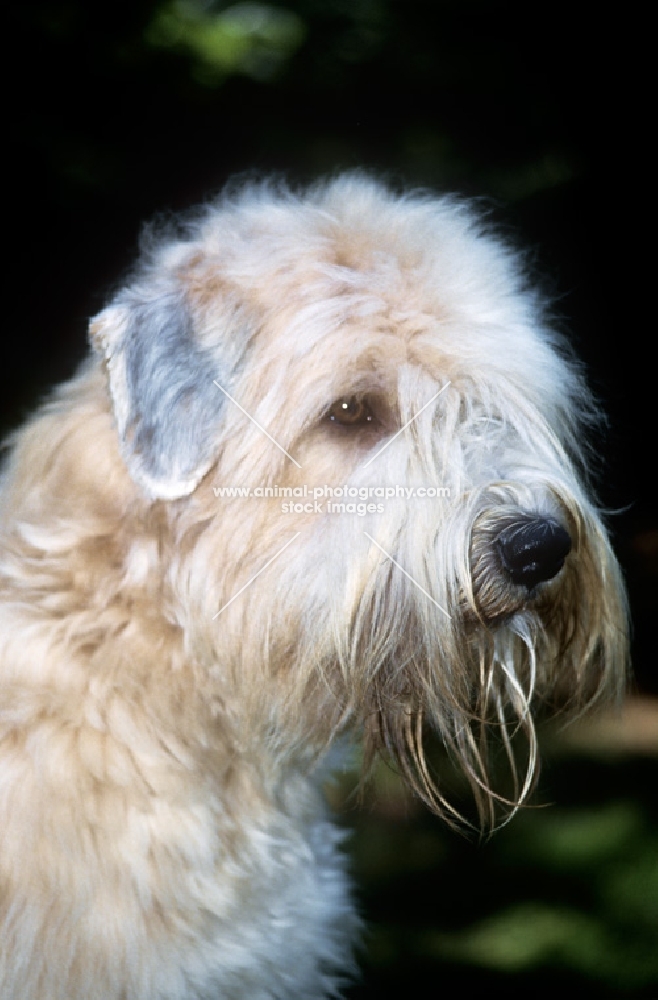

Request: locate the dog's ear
(90, 288), (228, 500)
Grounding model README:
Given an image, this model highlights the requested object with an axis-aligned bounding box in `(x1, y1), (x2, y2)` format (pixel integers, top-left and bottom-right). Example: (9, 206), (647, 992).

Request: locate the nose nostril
(496, 517), (572, 588)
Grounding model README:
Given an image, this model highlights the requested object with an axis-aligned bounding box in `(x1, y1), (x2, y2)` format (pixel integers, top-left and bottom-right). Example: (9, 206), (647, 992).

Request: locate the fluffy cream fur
(0, 175), (627, 998)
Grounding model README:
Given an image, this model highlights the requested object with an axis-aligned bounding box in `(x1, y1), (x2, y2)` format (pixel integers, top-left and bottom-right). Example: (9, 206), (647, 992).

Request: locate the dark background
(6, 2), (657, 996)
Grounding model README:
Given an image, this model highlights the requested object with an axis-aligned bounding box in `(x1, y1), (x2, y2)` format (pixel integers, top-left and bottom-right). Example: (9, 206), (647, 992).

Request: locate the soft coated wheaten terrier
(0, 175), (627, 999)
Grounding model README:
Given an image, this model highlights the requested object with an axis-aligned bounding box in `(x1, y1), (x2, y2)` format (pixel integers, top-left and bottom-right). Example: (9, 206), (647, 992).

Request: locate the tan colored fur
(0, 175), (627, 998)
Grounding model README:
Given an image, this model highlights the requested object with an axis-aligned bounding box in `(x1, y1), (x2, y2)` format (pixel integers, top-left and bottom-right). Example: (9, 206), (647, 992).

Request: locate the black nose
(495, 516), (572, 588)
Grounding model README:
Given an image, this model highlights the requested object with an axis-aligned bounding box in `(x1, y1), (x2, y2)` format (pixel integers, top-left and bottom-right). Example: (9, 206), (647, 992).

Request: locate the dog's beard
(317, 489), (629, 830)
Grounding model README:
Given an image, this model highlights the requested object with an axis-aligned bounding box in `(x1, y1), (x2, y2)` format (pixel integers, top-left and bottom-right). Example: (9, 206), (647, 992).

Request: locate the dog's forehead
(181, 252), (476, 408)
(183, 207), (456, 372)
(184, 182), (528, 344)
(161, 180), (567, 421)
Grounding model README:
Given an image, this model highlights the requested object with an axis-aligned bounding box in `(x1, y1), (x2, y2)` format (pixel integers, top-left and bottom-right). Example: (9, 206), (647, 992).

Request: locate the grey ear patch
(91, 292), (229, 500)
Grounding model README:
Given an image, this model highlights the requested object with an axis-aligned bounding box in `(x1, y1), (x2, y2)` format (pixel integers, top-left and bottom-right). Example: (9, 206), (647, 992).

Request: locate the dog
(0, 174), (627, 998)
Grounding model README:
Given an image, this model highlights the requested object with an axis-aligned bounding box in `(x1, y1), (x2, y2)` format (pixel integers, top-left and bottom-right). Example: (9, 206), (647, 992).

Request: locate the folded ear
(90, 285), (230, 500)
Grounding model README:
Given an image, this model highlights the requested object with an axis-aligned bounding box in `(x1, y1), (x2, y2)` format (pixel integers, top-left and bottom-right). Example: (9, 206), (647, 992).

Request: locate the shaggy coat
(0, 176), (627, 998)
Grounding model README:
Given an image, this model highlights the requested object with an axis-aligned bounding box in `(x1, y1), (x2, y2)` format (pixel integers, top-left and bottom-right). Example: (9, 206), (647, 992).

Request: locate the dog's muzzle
(495, 515), (572, 589)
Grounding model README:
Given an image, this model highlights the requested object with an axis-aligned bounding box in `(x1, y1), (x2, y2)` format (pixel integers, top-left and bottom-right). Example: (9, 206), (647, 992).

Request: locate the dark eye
(327, 396), (375, 426)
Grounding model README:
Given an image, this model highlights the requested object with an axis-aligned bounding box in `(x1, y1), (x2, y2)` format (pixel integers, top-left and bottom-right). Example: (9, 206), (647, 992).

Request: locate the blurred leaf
(145, 1), (306, 84)
(426, 904), (606, 971)
(507, 801), (646, 870)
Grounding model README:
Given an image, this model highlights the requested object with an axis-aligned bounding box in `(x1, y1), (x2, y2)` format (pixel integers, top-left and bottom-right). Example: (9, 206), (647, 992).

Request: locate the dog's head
(91, 175), (628, 824)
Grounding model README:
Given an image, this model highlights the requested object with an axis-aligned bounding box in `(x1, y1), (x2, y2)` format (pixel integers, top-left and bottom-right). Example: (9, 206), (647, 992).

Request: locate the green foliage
(146, 2), (306, 84)
(345, 758), (658, 995)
